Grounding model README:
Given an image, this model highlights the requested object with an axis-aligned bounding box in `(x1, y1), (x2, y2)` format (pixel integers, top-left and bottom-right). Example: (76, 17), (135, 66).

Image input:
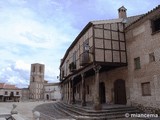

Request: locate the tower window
(39, 66), (42, 72)
(32, 77), (35, 82)
(33, 66), (36, 72)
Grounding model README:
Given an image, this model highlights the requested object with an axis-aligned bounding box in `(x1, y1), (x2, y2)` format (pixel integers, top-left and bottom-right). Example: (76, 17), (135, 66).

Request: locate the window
(32, 77), (35, 82)
(141, 82), (151, 96)
(134, 57), (141, 69)
(16, 92), (19, 95)
(69, 51), (77, 72)
(151, 18), (160, 33)
(5, 91), (8, 95)
(61, 69), (64, 78)
(149, 52), (155, 62)
(83, 39), (89, 52)
(73, 51), (76, 64)
(39, 66), (42, 73)
(33, 66), (36, 72)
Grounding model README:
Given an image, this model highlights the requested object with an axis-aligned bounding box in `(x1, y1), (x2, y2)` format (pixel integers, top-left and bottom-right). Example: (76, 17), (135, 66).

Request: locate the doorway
(114, 79), (126, 104)
(46, 94), (49, 100)
(99, 82), (106, 103)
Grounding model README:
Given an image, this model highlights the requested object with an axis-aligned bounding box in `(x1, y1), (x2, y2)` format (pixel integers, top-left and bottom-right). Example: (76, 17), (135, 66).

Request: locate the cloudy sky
(0, 0), (159, 88)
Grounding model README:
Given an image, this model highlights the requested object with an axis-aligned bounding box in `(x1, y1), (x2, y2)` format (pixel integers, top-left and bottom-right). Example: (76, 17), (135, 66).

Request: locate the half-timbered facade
(60, 5), (160, 112)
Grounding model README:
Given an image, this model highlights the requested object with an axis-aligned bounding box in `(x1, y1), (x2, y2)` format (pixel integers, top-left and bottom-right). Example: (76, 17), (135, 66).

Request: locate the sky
(0, 0), (159, 88)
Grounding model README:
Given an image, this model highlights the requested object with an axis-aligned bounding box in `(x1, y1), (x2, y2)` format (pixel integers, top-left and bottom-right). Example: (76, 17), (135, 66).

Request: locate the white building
(0, 83), (21, 102)
(44, 83), (61, 100)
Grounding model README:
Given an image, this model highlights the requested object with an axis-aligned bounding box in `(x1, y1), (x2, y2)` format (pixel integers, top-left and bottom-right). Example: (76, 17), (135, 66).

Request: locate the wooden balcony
(69, 62), (76, 72)
(80, 51), (90, 66)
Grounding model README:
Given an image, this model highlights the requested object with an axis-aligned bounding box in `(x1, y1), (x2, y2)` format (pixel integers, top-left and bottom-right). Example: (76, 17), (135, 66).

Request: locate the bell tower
(30, 63), (44, 82)
(29, 63), (45, 100)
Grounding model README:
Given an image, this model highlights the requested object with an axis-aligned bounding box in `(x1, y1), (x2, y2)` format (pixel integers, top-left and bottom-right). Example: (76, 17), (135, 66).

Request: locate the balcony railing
(69, 62), (76, 72)
(80, 51), (90, 66)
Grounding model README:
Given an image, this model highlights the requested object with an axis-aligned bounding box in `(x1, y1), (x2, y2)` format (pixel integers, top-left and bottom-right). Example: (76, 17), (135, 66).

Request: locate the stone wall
(126, 13), (160, 110)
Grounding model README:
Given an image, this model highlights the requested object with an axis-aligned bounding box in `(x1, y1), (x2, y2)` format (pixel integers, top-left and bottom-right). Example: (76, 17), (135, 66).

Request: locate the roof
(0, 83), (20, 90)
(118, 6), (127, 11)
(60, 17), (141, 67)
(31, 63), (44, 65)
(60, 5), (159, 67)
(126, 5), (160, 28)
(91, 18), (123, 25)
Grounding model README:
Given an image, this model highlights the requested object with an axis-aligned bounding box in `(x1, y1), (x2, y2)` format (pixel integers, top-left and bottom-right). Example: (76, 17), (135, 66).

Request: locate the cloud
(15, 60), (30, 71)
(0, 0), (159, 88)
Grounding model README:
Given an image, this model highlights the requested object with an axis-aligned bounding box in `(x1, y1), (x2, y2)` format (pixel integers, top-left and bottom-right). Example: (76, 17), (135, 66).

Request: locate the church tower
(29, 63), (45, 100)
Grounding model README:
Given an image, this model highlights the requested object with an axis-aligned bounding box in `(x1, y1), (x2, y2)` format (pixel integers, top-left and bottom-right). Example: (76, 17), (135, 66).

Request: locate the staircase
(53, 101), (143, 120)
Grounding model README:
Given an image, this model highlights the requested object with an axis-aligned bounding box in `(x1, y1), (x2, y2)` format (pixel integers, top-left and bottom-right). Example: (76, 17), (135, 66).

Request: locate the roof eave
(60, 22), (93, 67)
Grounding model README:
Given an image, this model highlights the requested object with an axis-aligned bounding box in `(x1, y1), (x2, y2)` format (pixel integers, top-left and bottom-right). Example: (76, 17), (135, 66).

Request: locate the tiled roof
(0, 83), (20, 90)
(91, 18), (123, 24)
(0, 83), (5, 88)
(126, 5), (160, 28)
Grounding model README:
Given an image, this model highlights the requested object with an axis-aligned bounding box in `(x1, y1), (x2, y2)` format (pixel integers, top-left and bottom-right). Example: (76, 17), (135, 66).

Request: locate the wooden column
(68, 80), (71, 104)
(67, 82), (69, 103)
(93, 65), (102, 110)
(81, 73), (86, 106)
(72, 79), (75, 104)
(64, 83), (67, 102)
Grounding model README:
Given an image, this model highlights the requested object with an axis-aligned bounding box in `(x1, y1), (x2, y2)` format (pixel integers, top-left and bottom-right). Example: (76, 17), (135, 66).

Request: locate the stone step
(60, 102), (139, 114)
(56, 104), (139, 117)
(54, 102), (143, 120)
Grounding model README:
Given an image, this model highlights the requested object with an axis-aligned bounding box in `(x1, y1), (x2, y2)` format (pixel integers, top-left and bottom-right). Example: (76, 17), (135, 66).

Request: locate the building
(22, 63), (61, 101)
(44, 82), (61, 100)
(59, 5), (160, 113)
(21, 88), (29, 101)
(0, 83), (21, 102)
(29, 63), (45, 100)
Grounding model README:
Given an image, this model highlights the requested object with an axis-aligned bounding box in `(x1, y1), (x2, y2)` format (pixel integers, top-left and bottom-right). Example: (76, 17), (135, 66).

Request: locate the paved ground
(0, 101), (54, 120)
(1, 101), (159, 120)
(34, 103), (75, 120)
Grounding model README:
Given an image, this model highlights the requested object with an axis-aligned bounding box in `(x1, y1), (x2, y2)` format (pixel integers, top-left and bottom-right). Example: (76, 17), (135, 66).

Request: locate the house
(59, 5), (160, 113)
(0, 83), (21, 102)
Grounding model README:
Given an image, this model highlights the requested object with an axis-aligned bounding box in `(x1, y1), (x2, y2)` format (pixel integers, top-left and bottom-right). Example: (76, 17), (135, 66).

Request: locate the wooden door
(114, 79), (126, 104)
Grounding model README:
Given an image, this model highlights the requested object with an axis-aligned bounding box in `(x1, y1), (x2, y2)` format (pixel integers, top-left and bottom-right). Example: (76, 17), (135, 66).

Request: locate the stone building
(21, 88), (29, 101)
(21, 63), (61, 101)
(59, 5), (160, 113)
(0, 83), (21, 102)
(29, 63), (45, 100)
(44, 82), (61, 100)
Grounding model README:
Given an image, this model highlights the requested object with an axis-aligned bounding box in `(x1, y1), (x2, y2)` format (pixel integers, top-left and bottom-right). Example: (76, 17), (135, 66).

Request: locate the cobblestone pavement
(34, 102), (75, 120)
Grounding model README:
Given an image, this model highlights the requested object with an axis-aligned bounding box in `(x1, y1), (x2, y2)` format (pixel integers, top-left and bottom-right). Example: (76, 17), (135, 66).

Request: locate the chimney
(118, 6), (127, 18)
